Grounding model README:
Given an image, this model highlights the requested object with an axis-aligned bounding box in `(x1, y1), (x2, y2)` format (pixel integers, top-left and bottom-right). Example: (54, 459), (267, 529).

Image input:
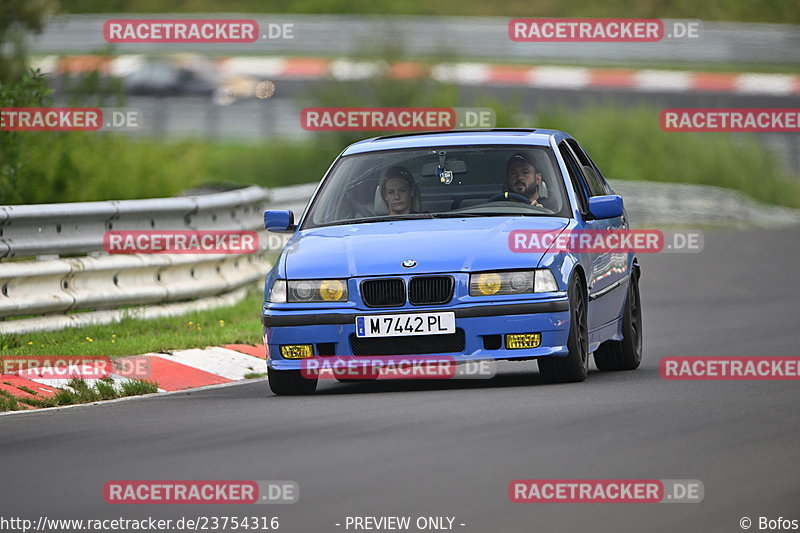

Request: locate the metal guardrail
(0, 186), (315, 334)
(0, 186), (270, 259)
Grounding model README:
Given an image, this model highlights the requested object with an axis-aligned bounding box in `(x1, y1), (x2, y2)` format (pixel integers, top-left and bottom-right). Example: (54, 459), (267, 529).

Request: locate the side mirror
(264, 210), (296, 233)
(587, 195), (624, 220)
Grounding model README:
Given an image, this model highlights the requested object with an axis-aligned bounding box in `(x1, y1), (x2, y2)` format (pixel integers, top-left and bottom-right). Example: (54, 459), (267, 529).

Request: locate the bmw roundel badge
(402, 259), (417, 268)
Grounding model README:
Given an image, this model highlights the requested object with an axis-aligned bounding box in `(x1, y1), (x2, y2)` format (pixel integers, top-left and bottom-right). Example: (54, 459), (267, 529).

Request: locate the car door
(558, 140), (627, 338)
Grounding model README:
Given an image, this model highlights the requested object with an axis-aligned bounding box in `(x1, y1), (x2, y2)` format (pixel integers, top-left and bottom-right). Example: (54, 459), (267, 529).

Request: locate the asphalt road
(1, 227), (799, 533)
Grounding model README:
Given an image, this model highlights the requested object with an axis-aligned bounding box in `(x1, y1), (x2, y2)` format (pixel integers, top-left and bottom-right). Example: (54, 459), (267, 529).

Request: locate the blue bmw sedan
(262, 129), (642, 395)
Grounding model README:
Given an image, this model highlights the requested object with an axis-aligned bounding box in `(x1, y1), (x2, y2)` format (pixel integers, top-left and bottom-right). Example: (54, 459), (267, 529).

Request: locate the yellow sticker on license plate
(505, 333), (541, 349)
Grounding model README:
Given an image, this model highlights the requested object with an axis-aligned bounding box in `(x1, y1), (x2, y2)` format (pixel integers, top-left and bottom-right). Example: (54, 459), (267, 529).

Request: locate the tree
(0, 0), (57, 203)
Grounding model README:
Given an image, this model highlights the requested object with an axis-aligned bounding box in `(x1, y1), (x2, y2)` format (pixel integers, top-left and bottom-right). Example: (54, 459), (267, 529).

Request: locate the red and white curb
(34, 54), (800, 96)
(0, 344), (267, 411)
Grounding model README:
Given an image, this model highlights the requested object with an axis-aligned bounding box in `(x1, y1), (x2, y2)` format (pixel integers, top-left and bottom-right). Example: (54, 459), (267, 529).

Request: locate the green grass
(0, 285), (262, 412)
(11, 134), (338, 204)
(0, 390), (21, 411)
(0, 378), (160, 411)
(50, 377), (159, 405)
(9, 66), (800, 211)
(57, 0), (800, 24)
(0, 287), (264, 357)
(12, 103), (800, 209)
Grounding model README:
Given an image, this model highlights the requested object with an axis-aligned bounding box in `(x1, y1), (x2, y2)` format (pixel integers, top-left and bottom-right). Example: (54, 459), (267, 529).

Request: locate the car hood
(282, 217), (569, 278)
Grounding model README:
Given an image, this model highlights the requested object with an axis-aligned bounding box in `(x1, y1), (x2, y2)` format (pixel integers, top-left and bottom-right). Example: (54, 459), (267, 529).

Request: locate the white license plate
(355, 312), (456, 338)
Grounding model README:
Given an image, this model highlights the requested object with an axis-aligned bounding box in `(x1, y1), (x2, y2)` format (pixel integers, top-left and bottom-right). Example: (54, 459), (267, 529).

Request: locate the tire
(538, 275), (589, 383)
(268, 367), (318, 395)
(594, 271), (642, 371)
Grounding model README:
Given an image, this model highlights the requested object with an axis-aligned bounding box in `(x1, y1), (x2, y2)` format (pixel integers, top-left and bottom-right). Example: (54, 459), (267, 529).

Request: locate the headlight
(470, 271), (532, 296)
(288, 279), (348, 302)
(469, 270), (558, 296)
(269, 280), (287, 303)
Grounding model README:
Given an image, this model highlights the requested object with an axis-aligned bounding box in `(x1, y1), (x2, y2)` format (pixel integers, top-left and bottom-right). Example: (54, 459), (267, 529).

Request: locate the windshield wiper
(432, 212), (542, 218)
(333, 214), (435, 226)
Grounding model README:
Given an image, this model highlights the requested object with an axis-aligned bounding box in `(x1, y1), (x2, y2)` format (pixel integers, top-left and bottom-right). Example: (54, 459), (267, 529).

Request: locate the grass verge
(0, 378), (159, 412)
(0, 287), (264, 357)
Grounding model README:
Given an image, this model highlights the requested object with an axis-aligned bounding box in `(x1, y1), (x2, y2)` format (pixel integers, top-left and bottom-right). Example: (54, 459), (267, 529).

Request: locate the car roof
(341, 129), (566, 156)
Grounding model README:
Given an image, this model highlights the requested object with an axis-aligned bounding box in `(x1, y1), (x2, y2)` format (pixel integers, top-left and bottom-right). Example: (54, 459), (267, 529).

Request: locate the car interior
(308, 146), (569, 226)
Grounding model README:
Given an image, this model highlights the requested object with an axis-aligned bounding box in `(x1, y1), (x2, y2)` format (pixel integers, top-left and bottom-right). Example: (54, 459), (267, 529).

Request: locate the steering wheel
(346, 195), (376, 217)
(488, 191), (532, 204)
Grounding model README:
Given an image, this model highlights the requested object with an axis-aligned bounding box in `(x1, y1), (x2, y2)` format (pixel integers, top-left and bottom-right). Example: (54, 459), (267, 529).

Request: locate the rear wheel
(594, 271), (642, 371)
(538, 275), (589, 383)
(268, 367), (318, 395)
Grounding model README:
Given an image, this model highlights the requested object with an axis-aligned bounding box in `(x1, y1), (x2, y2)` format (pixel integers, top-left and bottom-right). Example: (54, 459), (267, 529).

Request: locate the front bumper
(263, 298), (571, 371)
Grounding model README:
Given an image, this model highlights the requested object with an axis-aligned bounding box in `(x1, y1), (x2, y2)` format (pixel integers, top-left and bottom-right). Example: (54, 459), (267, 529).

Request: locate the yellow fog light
(476, 273), (502, 295)
(280, 345), (314, 359)
(505, 333), (541, 350)
(319, 279), (345, 301)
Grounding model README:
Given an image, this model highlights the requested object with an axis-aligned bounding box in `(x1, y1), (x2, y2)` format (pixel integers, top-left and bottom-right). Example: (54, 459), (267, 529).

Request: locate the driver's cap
(506, 153), (536, 172)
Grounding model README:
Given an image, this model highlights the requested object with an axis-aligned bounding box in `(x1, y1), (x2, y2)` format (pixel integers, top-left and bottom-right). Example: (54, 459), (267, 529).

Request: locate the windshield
(302, 145), (570, 229)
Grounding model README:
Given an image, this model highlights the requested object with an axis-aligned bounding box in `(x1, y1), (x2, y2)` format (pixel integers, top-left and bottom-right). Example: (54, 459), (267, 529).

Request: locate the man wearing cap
(504, 153), (544, 208)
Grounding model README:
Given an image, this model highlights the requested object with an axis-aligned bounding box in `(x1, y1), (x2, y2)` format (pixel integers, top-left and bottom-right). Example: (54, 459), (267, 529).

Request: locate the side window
(558, 142), (589, 213)
(566, 139), (611, 196)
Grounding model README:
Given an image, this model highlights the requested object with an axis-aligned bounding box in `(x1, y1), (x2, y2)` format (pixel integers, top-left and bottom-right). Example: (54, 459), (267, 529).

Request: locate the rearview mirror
(420, 160), (467, 177)
(264, 210), (296, 233)
(587, 195), (624, 220)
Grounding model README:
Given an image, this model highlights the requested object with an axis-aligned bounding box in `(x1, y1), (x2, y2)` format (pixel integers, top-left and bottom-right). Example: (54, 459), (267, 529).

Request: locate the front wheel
(538, 275), (589, 383)
(594, 271), (642, 371)
(268, 367), (318, 395)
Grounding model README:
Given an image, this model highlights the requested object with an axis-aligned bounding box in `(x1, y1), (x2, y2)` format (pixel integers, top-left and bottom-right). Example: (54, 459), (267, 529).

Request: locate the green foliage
(11, 102), (798, 208)
(534, 104), (800, 208)
(0, 0), (57, 83)
(13, 134), (208, 203)
(0, 377), (161, 411)
(57, 0), (800, 24)
(0, 0), (56, 203)
(0, 390), (21, 411)
(8, 136), (339, 204)
(119, 379), (159, 396)
(0, 69), (52, 203)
